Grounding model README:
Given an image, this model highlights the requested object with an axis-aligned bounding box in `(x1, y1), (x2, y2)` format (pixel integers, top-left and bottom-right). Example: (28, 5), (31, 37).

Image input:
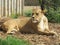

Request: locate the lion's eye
(32, 13), (34, 15)
(36, 13), (39, 15)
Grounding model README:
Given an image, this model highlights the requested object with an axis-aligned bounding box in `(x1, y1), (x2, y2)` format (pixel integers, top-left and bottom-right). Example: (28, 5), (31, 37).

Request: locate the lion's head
(31, 7), (45, 23)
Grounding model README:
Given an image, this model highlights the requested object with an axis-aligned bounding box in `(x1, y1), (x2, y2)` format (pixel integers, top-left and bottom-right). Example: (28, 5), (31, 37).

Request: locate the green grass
(0, 35), (31, 45)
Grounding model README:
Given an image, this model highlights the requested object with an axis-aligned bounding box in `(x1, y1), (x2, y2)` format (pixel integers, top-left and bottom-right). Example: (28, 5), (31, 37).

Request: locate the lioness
(1, 8), (57, 35)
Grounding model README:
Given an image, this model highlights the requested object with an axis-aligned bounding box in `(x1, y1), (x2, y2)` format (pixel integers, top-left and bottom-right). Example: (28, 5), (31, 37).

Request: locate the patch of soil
(0, 23), (60, 45)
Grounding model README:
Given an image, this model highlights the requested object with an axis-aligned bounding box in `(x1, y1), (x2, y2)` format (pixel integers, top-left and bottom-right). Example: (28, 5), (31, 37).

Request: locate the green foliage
(24, 10), (32, 17)
(0, 35), (31, 45)
(46, 7), (60, 23)
(10, 13), (20, 19)
(39, 0), (60, 10)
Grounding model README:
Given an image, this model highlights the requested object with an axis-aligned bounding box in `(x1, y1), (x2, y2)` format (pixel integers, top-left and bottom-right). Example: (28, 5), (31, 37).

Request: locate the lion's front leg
(37, 21), (51, 35)
(37, 27), (57, 36)
(43, 18), (58, 36)
(36, 27), (48, 35)
(44, 29), (58, 36)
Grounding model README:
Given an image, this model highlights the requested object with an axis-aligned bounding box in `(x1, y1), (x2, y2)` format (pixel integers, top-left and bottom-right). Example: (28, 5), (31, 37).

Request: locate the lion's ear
(41, 9), (47, 14)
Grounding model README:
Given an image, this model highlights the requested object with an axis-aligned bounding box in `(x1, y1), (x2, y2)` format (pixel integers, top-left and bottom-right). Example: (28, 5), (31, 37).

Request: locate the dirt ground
(0, 23), (60, 45)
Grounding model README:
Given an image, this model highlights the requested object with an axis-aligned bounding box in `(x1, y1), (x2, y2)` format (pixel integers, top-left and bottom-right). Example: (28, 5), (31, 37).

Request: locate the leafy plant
(10, 13), (20, 19)
(46, 7), (60, 23)
(24, 10), (32, 17)
(0, 35), (31, 45)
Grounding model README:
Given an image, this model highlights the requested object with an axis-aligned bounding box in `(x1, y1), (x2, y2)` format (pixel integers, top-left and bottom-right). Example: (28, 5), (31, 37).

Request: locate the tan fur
(1, 8), (57, 35)
(0, 17), (12, 29)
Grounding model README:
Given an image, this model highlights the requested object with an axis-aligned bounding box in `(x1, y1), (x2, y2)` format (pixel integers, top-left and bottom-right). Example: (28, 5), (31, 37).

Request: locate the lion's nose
(32, 16), (34, 18)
